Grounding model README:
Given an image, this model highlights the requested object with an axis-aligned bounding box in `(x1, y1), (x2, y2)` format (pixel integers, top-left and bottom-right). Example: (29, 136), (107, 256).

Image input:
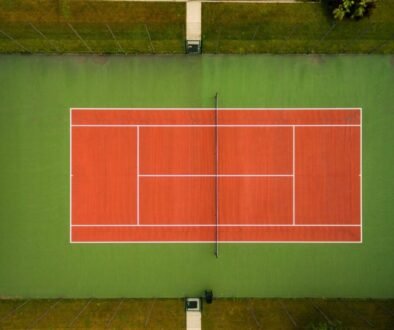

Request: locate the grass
(203, 299), (394, 329)
(202, 1), (394, 54)
(0, 299), (393, 329)
(0, 1), (393, 54)
(0, 0), (185, 54)
(0, 299), (185, 329)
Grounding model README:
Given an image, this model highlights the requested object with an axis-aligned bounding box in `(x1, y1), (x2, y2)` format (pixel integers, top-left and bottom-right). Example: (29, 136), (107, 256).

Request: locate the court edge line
(70, 107), (362, 111)
(360, 108), (363, 243)
(72, 124), (360, 127)
(69, 108), (72, 243)
(69, 107), (362, 244)
(72, 224), (361, 227)
(70, 241), (363, 244)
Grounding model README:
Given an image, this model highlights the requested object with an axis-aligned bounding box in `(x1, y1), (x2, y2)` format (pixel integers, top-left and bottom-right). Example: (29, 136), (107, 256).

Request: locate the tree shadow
(320, 0), (338, 22)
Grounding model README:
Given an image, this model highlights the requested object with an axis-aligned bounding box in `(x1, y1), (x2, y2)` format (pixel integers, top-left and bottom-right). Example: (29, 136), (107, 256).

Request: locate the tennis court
(71, 108), (361, 243)
(1, 55), (393, 299)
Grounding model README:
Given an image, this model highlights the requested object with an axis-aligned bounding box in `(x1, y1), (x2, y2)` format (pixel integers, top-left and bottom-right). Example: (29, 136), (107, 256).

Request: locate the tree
(327, 0), (376, 20)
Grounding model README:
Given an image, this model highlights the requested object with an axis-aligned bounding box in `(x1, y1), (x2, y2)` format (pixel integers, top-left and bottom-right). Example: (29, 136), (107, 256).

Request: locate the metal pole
(30, 23), (60, 52)
(320, 22), (337, 42)
(216, 29), (221, 54)
(106, 299), (123, 328)
(106, 23), (125, 54)
(368, 35), (393, 54)
(0, 300), (30, 322)
(286, 23), (298, 40)
(67, 299), (91, 328)
(0, 29), (31, 53)
(279, 300), (297, 328)
(29, 299), (61, 329)
(67, 23), (92, 52)
(144, 24), (154, 53)
(252, 26), (259, 41)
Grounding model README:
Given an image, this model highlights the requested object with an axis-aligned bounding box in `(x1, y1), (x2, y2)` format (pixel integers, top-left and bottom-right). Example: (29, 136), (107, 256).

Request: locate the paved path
(186, 1), (201, 41)
(186, 310), (202, 330)
(102, 0), (306, 2)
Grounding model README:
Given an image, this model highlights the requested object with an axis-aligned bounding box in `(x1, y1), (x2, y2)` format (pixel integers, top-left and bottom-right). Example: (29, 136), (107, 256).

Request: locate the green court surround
(0, 55), (393, 298)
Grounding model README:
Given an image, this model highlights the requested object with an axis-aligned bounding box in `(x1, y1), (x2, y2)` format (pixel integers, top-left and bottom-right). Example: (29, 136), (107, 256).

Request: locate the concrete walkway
(186, 1), (202, 41)
(102, 0), (306, 2)
(186, 310), (202, 330)
(199, 0), (308, 2)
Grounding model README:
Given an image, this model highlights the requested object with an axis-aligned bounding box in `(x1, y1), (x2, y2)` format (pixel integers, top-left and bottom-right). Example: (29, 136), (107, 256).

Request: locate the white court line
(293, 126), (296, 225)
(72, 224), (361, 227)
(136, 126), (140, 225)
(215, 100), (219, 257)
(71, 107), (362, 111)
(70, 240), (362, 244)
(69, 108), (362, 244)
(69, 109), (72, 243)
(360, 108), (363, 243)
(72, 124), (360, 128)
(139, 174), (293, 177)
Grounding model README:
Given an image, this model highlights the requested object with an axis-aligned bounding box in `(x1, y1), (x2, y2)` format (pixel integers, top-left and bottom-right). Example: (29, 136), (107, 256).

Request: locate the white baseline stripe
(71, 107), (362, 111)
(70, 240), (362, 244)
(71, 222), (362, 243)
(72, 224), (361, 227)
(72, 124), (360, 128)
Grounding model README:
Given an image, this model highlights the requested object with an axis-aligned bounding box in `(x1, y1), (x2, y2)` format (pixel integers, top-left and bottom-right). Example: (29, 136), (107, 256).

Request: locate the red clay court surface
(70, 108), (362, 243)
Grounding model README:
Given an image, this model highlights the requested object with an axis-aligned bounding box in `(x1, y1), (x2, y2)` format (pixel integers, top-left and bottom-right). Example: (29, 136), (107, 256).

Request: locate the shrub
(326, 0), (376, 20)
